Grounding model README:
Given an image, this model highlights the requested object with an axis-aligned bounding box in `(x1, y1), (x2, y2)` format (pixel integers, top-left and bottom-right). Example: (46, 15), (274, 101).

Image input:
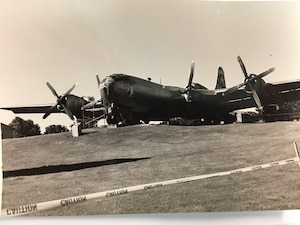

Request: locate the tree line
(8, 117), (69, 138)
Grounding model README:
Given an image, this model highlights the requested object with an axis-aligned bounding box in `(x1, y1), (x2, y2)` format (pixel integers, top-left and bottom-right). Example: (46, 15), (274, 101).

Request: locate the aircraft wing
(262, 80), (300, 104)
(1, 105), (60, 114)
(270, 80), (300, 94)
(215, 80), (300, 111)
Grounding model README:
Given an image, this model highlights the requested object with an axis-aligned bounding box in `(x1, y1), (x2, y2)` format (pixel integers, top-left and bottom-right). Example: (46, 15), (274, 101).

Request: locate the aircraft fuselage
(100, 74), (256, 125)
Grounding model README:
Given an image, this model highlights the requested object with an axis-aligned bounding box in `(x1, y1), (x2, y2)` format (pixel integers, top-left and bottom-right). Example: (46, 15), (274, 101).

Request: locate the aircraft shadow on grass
(3, 157), (150, 178)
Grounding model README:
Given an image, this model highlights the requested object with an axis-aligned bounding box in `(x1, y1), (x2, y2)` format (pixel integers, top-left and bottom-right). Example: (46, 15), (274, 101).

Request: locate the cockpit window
(110, 74), (127, 81)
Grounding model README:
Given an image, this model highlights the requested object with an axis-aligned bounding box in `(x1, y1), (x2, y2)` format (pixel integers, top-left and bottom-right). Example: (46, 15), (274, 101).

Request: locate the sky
(0, 0), (300, 132)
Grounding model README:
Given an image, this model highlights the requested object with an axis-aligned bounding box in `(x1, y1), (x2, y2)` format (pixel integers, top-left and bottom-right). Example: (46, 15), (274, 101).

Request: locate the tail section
(215, 67), (226, 90)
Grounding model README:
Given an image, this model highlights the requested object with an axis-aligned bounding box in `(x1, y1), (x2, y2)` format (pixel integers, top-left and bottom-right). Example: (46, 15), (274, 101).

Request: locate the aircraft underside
(105, 102), (237, 126)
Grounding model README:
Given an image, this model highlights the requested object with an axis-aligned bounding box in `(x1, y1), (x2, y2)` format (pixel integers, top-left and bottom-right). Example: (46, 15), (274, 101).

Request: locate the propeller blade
(46, 82), (59, 98)
(184, 62), (195, 102)
(237, 56), (248, 78)
(96, 74), (101, 89)
(85, 107), (106, 112)
(187, 62), (195, 88)
(62, 104), (74, 120)
(257, 67), (275, 79)
(81, 99), (101, 110)
(252, 90), (262, 110)
(247, 82), (263, 110)
(43, 104), (58, 119)
(224, 81), (247, 95)
(64, 82), (78, 96)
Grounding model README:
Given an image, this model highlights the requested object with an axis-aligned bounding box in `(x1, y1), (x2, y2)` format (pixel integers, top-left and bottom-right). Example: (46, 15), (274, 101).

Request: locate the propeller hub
(57, 104), (64, 112)
(244, 74), (266, 94)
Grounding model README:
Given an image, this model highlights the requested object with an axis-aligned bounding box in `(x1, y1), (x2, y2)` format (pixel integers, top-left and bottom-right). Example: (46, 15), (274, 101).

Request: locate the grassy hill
(2, 121), (300, 216)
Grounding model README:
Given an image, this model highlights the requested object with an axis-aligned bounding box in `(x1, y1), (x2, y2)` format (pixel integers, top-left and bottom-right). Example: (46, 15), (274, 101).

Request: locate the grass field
(2, 121), (300, 216)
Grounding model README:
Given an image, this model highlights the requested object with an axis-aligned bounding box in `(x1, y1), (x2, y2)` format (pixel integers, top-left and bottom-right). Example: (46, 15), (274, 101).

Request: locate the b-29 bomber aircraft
(2, 56), (300, 126)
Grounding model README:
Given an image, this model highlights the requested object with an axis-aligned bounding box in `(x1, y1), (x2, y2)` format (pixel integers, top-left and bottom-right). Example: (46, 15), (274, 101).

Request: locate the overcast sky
(1, 0), (300, 131)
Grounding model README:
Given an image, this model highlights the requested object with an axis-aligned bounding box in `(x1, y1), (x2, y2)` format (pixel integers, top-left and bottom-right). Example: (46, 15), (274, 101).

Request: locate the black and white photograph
(1, 0), (300, 222)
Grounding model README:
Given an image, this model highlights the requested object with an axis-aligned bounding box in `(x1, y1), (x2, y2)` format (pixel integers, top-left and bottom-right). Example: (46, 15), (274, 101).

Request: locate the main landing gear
(106, 105), (142, 126)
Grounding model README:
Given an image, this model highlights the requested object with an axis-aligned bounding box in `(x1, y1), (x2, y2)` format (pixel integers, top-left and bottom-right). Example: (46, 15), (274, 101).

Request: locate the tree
(44, 124), (69, 134)
(9, 117), (41, 137)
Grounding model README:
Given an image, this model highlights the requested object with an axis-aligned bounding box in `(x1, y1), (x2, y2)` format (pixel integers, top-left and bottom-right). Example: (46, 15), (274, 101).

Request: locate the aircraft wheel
(106, 115), (119, 125)
(142, 119), (150, 124)
(106, 116), (113, 125)
(123, 112), (140, 125)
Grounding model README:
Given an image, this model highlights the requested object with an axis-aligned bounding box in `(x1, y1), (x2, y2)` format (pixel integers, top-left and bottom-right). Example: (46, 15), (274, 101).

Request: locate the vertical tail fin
(215, 67), (226, 90)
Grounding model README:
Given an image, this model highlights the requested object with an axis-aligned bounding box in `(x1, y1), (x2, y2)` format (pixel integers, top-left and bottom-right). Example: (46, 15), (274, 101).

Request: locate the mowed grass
(2, 121), (300, 216)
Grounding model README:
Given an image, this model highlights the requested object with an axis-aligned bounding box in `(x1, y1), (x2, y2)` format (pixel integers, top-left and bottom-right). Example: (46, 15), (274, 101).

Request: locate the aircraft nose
(100, 76), (114, 98)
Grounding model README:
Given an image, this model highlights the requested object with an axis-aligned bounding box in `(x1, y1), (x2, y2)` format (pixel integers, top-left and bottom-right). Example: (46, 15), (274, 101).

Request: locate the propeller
(43, 82), (78, 120)
(224, 56), (275, 110)
(96, 74), (101, 89)
(188, 62), (195, 89)
(184, 62), (195, 102)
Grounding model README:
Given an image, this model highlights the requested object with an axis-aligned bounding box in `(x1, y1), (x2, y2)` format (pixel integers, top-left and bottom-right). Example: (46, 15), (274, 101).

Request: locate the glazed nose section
(100, 76), (114, 98)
